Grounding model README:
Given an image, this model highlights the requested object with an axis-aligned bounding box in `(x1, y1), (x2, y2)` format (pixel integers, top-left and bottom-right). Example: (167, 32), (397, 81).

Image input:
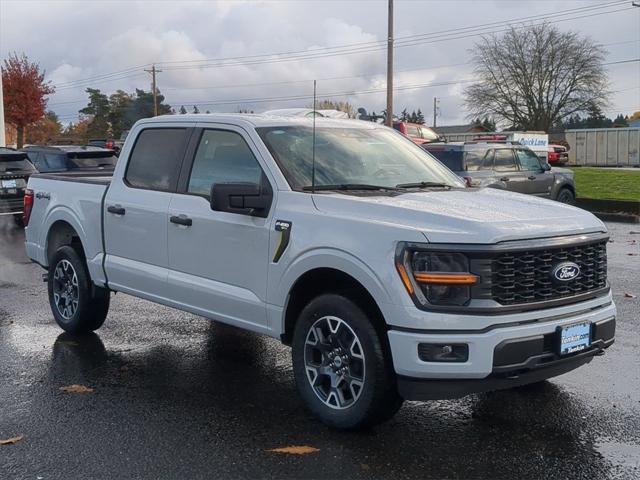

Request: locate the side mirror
(542, 162), (552, 171)
(210, 180), (272, 218)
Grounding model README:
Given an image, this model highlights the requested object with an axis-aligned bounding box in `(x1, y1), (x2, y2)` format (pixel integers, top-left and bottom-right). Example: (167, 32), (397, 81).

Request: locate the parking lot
(0, 218), (638, 480)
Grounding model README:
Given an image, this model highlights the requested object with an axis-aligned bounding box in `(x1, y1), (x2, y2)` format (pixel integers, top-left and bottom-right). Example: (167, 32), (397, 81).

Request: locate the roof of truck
(137, 113), (380, 129)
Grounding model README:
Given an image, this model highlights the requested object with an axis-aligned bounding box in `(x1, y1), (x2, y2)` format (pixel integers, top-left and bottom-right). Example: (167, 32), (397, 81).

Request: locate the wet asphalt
(0, 218), (638, 480)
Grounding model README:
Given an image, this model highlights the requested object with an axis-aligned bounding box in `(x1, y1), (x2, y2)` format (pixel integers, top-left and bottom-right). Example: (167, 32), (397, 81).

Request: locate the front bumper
(387, 297), (615, 399)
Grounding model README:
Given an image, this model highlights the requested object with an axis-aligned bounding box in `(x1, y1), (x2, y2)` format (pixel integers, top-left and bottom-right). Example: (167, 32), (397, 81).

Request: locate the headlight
(396, 247), (478, 307)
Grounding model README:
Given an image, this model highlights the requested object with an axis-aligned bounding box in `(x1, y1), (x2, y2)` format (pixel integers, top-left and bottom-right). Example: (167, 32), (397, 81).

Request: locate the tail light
(23, 189), (34, 226)
(105, 140), (115, 149)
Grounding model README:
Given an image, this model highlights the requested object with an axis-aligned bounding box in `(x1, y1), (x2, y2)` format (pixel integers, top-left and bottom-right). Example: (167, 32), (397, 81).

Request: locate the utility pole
(433, 97), (438, 128)
(386, 0), (394, 127)
(144, 65), (162, 117)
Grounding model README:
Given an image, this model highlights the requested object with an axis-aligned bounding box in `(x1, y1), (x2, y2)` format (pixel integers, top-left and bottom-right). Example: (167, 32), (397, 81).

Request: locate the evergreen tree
(193, 105), (200, 114)
(416, 108), (425, 124)
(179, 105), (187, 114)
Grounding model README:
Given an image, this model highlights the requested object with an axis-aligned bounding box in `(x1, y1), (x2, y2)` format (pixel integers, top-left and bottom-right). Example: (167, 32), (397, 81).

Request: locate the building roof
(433, 124), (490, 134)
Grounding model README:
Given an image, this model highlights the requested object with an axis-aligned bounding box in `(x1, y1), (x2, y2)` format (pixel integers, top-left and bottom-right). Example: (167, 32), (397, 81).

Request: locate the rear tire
(48, 245), (110, 333)
(13, 215), (24, 228)
(556, 187), (575, 204)
(292, 293), (402, 430)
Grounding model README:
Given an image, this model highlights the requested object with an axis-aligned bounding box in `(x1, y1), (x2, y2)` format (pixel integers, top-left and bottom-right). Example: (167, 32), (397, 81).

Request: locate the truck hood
(312, 188), (606, 244)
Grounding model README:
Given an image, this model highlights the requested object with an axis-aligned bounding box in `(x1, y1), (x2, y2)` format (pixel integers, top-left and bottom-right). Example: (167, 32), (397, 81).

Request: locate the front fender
(273, 247), (392, 308)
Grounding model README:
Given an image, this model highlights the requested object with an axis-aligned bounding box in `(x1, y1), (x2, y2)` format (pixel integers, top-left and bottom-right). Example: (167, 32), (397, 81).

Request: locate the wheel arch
(46, 219), (86, 265)
(281, 266), (389, 347)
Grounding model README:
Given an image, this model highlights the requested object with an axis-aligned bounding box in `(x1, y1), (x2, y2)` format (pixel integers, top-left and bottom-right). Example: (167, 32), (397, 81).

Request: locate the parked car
(23, 145), (118, 173)
(423, 141), (576, 203)
(393, 121), (442, 145)
(0, 148), (37, 226)
(88, 138), (122, 155)
(548, 144), (569, 166)
(24, 115), (614, 430)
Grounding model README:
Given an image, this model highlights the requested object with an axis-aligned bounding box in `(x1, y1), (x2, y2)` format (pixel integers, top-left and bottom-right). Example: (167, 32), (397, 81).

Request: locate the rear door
(487, 148), (528, 193)
(514, 148), (554, 197)
(165, 125), (274, 331)
(103, 126), (191, 301)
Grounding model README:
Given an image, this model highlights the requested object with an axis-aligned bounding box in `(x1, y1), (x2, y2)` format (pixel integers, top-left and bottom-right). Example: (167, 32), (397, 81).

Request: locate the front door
(490, 148), (528, 194)
(515, 148), (555, 197)
(166, 127), (274, 332)
(104, 126), (191, 301)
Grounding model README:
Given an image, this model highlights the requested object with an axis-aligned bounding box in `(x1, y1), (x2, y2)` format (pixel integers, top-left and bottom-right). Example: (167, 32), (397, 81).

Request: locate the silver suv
(424, 141), (576, 204)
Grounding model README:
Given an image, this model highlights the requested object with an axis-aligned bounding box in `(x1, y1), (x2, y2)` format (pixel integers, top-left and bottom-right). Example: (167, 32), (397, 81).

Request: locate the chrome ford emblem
(552, 262), (581, 282)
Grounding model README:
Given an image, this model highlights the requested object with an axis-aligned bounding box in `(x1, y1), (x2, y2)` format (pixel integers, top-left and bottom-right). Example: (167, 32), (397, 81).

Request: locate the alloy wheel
(52, 259), (79, 320)
(304, 315), (366, 410)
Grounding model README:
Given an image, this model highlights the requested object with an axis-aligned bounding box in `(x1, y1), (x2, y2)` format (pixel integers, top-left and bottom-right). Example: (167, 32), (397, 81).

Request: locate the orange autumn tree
(2, 53), (54, 147)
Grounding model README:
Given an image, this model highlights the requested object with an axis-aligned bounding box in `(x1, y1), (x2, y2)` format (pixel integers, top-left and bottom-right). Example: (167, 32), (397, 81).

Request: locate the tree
(108, 90), (134, 138)
(179, 105), (187, 114)
(613, 114), (628, 127)
(80, 88), (110, 138)
(1, 52), (54, 147)
(400, 108), (408, 122)
(192, 105), (200, 114)
(629, 111), (640, 122)
(464, 23), (609, 131)
(482, 117), (496, 131)
(415, 109), (425, 125)
(129, 88), (171, 120)
(314, 100), (355, 118)
(26, 110), (62, 144)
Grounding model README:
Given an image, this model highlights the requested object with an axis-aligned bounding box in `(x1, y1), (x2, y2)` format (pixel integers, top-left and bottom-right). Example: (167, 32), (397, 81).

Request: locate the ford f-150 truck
(24, 114), (615, 430)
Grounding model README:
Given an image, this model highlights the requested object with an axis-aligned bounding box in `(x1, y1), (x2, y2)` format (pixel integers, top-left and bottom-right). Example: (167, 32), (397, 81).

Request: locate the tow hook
(595, 349), (606, 357)
(42, 273), (48, 282)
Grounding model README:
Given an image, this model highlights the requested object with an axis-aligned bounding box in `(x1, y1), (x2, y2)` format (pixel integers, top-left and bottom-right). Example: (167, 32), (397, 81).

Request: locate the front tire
(48, 245), (110, 333)
(292, 294), (402, 430)
(556, 187), (575, 204)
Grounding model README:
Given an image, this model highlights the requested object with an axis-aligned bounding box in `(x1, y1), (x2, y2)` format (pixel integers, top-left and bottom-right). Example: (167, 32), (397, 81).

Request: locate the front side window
(187, 130), (263, 197)
(257, 126), (464, 191)
(515, 148), (542, 171)
(493, 149), (518, 172)
(125, 128), (188, 191)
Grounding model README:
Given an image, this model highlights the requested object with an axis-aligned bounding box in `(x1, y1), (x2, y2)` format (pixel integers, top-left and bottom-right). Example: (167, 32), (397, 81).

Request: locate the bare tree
(464, 23), (609, 131)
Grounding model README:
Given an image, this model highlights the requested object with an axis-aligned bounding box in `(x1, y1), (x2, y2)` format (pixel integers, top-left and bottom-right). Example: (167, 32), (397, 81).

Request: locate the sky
(1, 0), (639, 127)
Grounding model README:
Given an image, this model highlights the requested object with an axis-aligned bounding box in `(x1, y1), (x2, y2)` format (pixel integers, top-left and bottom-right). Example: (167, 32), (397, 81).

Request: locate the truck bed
(31, 171), (113, 185)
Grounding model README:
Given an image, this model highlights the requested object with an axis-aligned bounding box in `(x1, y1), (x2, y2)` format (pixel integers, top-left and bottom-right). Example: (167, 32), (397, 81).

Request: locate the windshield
(256, 126), (464, 191)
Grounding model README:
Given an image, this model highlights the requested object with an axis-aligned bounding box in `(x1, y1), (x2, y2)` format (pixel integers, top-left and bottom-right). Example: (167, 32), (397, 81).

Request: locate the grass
(569, 167), (640, 202)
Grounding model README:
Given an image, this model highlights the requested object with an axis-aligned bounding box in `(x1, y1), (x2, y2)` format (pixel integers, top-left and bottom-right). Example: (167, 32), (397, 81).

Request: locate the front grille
(491, 240), (607, 305)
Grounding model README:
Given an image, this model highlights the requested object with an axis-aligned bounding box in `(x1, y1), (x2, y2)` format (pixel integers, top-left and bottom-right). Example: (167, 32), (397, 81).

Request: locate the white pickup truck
(24, 114), (615, 429)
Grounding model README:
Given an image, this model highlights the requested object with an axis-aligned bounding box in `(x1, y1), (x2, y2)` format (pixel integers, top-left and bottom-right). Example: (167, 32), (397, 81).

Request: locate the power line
(47, 0), (630, 88)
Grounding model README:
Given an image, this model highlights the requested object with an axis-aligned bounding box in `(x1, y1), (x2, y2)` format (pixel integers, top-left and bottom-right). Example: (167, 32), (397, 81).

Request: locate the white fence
(565, 128), (640, 167)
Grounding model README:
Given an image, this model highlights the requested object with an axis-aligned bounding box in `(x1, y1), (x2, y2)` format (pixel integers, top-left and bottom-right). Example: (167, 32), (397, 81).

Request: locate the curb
(591, 212), (640, 224)
(575, 198), (640, 215)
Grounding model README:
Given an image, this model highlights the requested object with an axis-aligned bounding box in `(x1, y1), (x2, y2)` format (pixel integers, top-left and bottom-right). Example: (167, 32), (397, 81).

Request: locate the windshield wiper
(302, 183), (398, 192)
(395, 181), (451, 190)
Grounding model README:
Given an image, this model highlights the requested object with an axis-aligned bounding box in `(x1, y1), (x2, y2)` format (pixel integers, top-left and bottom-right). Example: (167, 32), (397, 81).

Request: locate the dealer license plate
(2, 179), (17, 188)
(559, 322), (591, 355)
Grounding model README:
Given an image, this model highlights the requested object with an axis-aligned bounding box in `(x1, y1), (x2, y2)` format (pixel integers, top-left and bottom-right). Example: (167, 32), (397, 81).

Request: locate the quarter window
(125, 128), (188, 191)
(187, 130), (263, 197)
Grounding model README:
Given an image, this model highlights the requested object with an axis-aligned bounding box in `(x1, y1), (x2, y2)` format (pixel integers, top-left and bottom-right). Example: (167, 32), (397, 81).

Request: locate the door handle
(107, 205), (125, 215)
(170, 215), (192, 227)
(500, 177), (510, 182)
(527, 175), (537, 180)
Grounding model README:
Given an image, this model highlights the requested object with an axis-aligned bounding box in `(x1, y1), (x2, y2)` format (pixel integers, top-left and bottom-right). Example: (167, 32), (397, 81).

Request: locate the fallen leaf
(268, 445), (320, 455)
(361, 463), (371, 470)
(624, 293), (636, 298)
(59, 384), (94, 393)
(0, 435), (24, 446)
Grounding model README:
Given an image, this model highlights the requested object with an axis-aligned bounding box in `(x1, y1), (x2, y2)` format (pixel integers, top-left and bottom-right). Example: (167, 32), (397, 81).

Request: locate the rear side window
(125, 128), (188, 192)
(187, 130), (263, 197)
(407, 126), (420, 137)
(427, 149), (464, 171)
(493, 149), (517, 172)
